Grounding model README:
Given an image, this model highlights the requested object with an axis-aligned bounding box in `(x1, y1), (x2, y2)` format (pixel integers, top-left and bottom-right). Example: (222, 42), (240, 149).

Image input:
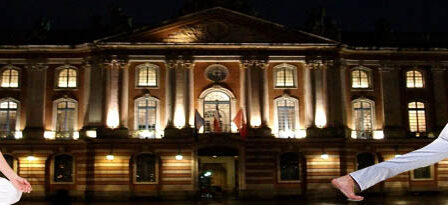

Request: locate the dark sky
(2, 0), (448, 32)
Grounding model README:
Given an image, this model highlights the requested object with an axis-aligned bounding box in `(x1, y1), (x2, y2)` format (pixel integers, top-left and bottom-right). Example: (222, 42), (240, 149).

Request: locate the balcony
(0, 131), (17, 139)
(45, 131), (79, 140)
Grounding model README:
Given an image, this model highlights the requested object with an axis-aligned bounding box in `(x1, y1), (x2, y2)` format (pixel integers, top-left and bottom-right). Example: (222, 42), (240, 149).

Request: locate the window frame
(0, 65), (20, 89)
(132, 153), (159, 185)
(0, 98), (21, 138)
(273, 95), (300, 138)
(407, 101), (427, 135)
(52, 98), (78, 139)
(350, 66), (373, 90)
(405, 69), (425, 89)
(273, 63), (298, 89)
(411, 165), (434, 181)
(50, 153), (76, 184)
(133, 95), (160, 138)
(197, 86), (237, 133)
(351, 98), (375, 139)
(54, 65), (78, 90)
(277, 152), (302, 183)
(135, 63), (160, 89)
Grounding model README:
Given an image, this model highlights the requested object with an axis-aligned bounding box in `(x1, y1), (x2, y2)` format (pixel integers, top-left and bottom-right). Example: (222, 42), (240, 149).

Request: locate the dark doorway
(198, 146), (239, 200)
(357, 152), (375, 170)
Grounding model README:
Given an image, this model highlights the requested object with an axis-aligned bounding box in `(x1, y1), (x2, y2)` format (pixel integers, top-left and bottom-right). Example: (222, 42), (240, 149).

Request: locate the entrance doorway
(198, 146), (239, 199)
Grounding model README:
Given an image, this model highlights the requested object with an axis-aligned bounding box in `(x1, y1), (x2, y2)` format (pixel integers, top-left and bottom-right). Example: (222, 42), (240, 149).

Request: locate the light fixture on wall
(106, 145), (115, 161)
(321, 147), (329, 160)
(175, 148), (183, 161)
(394, 145), (402, 158)
(27, 147), (36, 161)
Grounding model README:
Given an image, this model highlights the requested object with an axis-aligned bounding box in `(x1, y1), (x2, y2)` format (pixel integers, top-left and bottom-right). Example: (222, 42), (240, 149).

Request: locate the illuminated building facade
(0, 7), (447, 200)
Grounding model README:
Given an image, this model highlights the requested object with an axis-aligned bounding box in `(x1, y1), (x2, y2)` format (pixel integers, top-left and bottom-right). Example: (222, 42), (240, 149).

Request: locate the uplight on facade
(373, 130), (384, 139)
(14, 131), (22, 139)
(86, 130), (97, 138)
(44, 131), (56, 140)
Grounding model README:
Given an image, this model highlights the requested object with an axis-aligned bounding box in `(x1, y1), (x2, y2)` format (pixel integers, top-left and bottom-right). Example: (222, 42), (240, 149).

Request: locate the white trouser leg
(0, 177), (22, 205)
(350, 123), (448, 191)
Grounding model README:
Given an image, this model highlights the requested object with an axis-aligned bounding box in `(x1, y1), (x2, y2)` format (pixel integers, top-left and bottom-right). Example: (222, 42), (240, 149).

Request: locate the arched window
(356, 153), (375, 170)
(352, 99), (374, 139)
(0, 155), (16, 179)
(53, 99), (77, 139)
(137, 63), (158, 87)
(274, 96), (299, 138)
(52, 154), (74, 183)
(0, 66), (19, 88)
(278, 153), (300, 182)
(134, 96), (159, 138)
(274, 64), (297, 88)
(351, 68), (371, 88)
(0, 99), (19, 139)
(57, 66), (77, 88)
(203, 91), (231, 133)
(134, 154), (158, 184)
(406, 70), (424, 88)
(408, 102), (426, 134)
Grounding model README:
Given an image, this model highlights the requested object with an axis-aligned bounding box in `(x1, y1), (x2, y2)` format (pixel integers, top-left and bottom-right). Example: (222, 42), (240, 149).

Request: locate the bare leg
(331, 175), (364, 201)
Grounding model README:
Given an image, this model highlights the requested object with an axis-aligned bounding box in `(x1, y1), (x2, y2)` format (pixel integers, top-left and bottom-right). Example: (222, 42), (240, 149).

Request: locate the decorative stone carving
(25, 58), (49, 70)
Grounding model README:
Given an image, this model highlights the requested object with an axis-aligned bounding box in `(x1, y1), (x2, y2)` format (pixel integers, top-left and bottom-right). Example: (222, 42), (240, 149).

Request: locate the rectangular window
(137, 99), (156, 131)
(411, 166), (433, 180)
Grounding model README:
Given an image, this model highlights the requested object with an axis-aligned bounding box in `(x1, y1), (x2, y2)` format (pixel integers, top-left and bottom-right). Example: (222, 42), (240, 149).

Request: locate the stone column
(119, 63), (129, 129)
(24, 61), (48, 139)
(81, 60), (91, 129)
(306, 60), (334, 138)
(84, 57), (105, 128)
(303, 64), (314, 128)
(242, 56), (271, 137)
(260, 63), (270, 126)
(431, 66), (448, 134)
(165, 61), (175, 128)
(380, 65), (405, 138)
(165, 55), (194, 138)
(326, 60), (349, 137)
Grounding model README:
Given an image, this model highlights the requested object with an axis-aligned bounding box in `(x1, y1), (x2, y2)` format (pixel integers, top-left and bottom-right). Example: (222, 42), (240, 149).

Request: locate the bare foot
(331, 175), (364, 201)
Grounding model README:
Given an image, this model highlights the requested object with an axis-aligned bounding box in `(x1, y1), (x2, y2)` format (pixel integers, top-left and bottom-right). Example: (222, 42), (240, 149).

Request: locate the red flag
(213, 109), (222, 132)
(233, 109), (247, 139)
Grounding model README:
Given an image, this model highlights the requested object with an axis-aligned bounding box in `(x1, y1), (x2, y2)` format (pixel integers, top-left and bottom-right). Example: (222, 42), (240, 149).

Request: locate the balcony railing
(0, 131), (16, 139)
(54, 131), (79, 140)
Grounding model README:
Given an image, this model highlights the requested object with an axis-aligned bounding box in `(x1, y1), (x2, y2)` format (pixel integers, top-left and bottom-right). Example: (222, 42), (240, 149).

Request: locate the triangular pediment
(99, 7), (337, 44)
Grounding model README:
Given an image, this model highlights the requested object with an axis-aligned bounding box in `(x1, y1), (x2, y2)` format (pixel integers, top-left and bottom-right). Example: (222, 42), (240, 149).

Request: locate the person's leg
(351, 137), (448, 191)
(0, 177), (22, 205)
(333, 123), (448, 200)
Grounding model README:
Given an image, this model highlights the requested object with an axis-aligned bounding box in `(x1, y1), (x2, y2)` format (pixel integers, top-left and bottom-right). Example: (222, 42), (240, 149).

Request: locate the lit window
(1, 68), (19, 88)
(275, 65), (296, 88)
(58, 68), (77, 88)
(55, 100), (77, 139)
(351, 69), (370, 88)
(203, 91), (231, 133)
(408, 102), (426, 133)
(53, 154), (74, 183)
(277, 98), (296, 134)
(137, 64), (158, 87)
(0, 155), (16, 179)
(411, 166), (433, 180)
(278, 153), (300, 182)
(135, 97), (157, 137)
(406, 70), (424, 88)
(0, 100), (18, 139)
(135, 154), (157, 183)
(352, 99), (374, 139)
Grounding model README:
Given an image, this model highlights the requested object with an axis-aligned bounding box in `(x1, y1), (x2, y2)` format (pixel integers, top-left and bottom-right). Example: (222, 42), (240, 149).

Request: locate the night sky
(2, 0), (448, 32)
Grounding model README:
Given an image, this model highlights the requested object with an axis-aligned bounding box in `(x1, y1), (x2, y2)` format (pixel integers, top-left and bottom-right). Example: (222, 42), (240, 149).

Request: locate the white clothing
(350, 123), (448, 191)
(0, 177), (21, 205)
